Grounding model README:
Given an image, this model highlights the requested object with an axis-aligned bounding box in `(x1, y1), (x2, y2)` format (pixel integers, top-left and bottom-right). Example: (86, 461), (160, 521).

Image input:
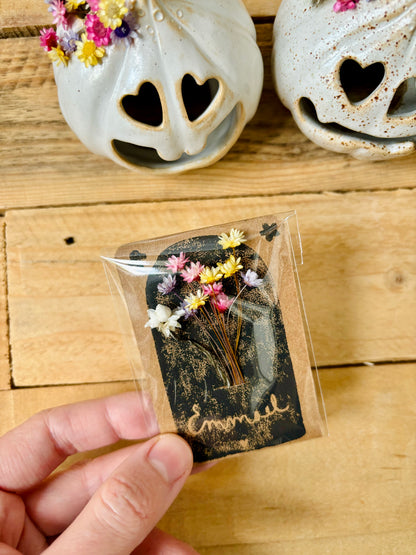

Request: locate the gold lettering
(188, 394), (290, 435)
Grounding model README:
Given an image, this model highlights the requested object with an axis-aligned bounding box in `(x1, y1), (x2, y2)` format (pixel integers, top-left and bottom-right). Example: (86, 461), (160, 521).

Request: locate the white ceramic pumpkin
(273, 0), (416, 159)
(52, 0), (263, 173)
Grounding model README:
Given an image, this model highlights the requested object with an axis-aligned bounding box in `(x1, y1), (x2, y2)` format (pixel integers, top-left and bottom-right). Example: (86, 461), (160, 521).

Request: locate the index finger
(0, 391), (159, 493)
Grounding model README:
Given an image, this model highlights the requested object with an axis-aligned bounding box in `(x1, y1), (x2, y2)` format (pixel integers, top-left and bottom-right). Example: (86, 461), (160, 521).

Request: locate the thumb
(44, 434), (193, 555)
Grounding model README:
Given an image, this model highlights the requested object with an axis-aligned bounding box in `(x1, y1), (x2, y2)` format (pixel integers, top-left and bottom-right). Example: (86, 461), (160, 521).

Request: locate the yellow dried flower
(75, 34), (105, 67)
(218, 255), (243, 278)
(98, 0), (128, 30)
(65, 0), (86, 10)
(184, 290), (209, 311)
(199, 266), (223, 284)
(48, 45), (69, 66)
(218, 228), (246, 250)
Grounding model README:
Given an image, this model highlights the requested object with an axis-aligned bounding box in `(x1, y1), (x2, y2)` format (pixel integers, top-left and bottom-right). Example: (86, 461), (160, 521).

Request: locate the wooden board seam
(0, 26), (45, 39)
(1, 219), (11, 389)
(7, 361), (416, 389)
(318, 359), (416, 370)
(0, 16), (275, 39)
(3, 185), (416, 214)
(10, 379), (136, 390)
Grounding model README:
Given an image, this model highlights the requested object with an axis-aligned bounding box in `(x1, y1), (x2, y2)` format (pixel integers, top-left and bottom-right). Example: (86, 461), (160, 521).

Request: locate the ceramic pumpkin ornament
(41, 0), (263, 173)
(272, 0), (416, 159)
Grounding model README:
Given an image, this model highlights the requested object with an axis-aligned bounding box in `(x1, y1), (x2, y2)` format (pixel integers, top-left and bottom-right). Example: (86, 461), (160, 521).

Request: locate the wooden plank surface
(0, 364), (414, 554)
(7, 189), (416, 386)
(0, 220), (10, 390)
(1, 1), (280, 30)
(198, 531), (416, 555)
(1, 31), (416, 210)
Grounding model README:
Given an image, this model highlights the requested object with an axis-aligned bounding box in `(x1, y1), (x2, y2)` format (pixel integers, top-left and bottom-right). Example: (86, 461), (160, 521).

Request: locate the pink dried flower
(88, 0), (100, 10)
(165, 252), (189, 273)
(85, 13), (112, 46)
(48, 0), (68, 28)
(181, 261), (205, 283)
(214, 293), (233, 313)
(40, 27), (58, 51)
(202, 282), (223, 297)
(333, 0), (359, 12)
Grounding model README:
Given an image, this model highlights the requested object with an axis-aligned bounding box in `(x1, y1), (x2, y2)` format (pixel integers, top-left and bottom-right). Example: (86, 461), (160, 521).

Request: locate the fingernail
(147, 434), (193, 484)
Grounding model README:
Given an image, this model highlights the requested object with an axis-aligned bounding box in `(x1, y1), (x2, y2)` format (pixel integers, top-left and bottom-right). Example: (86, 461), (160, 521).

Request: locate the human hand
(0, 392), (198, 554)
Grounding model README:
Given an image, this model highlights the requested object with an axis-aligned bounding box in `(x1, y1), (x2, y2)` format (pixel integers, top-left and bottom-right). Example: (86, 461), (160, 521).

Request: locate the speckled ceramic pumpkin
(51, 0), (263, 173)
(273, 0), (416, 159)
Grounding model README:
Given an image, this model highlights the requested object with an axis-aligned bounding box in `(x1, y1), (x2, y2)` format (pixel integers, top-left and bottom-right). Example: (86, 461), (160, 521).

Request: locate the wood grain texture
(6, 189), (416, 386)
(0, 1), (280, 31)
(1, 32), (416, 210)
(0, 221), (10, 390)
(197, 532), (416, 555)
(0, 364), (414, 554)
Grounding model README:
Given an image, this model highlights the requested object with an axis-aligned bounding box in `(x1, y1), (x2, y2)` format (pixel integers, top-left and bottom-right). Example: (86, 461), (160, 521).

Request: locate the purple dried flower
(157, 274), (177, 295)
(111, 12), (140, 45)
(180, 300), (197, 320)
(60, 28), (80, 54)
(240, 269), (263, 288)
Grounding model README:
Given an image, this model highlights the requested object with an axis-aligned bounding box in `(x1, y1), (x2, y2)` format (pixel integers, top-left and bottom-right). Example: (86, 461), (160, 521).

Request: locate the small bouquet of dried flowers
(144, 228), (263, 387)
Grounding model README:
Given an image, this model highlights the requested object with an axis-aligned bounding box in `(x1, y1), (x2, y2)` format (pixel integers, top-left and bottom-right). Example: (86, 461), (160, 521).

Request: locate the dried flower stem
(233, 248), (243, 355)
(200, 304), (244, 385)
(208, 290), (243, 384)
(215, 307), (242, 384)
(193, 315), (232, 387)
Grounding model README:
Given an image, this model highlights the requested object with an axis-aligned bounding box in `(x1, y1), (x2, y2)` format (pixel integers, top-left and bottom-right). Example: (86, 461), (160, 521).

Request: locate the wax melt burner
(273, 0), (416, 159)
(41, 0), (263, 173)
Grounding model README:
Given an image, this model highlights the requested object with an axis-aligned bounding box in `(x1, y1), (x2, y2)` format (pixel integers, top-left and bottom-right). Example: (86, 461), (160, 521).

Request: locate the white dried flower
(145, 304), (185, 338)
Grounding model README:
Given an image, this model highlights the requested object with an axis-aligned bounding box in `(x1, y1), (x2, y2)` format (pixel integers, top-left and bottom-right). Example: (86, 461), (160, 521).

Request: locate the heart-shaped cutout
(181, 74), (219, 122)
(340, 59), (385, 104)
(122, 82), (163, 127)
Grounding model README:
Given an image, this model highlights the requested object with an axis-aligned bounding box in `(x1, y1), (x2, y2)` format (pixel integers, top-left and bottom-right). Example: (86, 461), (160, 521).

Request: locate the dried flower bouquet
(145, 229), (264, 388)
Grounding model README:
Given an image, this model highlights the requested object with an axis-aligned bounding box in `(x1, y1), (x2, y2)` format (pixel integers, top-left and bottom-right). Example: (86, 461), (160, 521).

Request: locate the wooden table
(1, 1), (415, 552)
